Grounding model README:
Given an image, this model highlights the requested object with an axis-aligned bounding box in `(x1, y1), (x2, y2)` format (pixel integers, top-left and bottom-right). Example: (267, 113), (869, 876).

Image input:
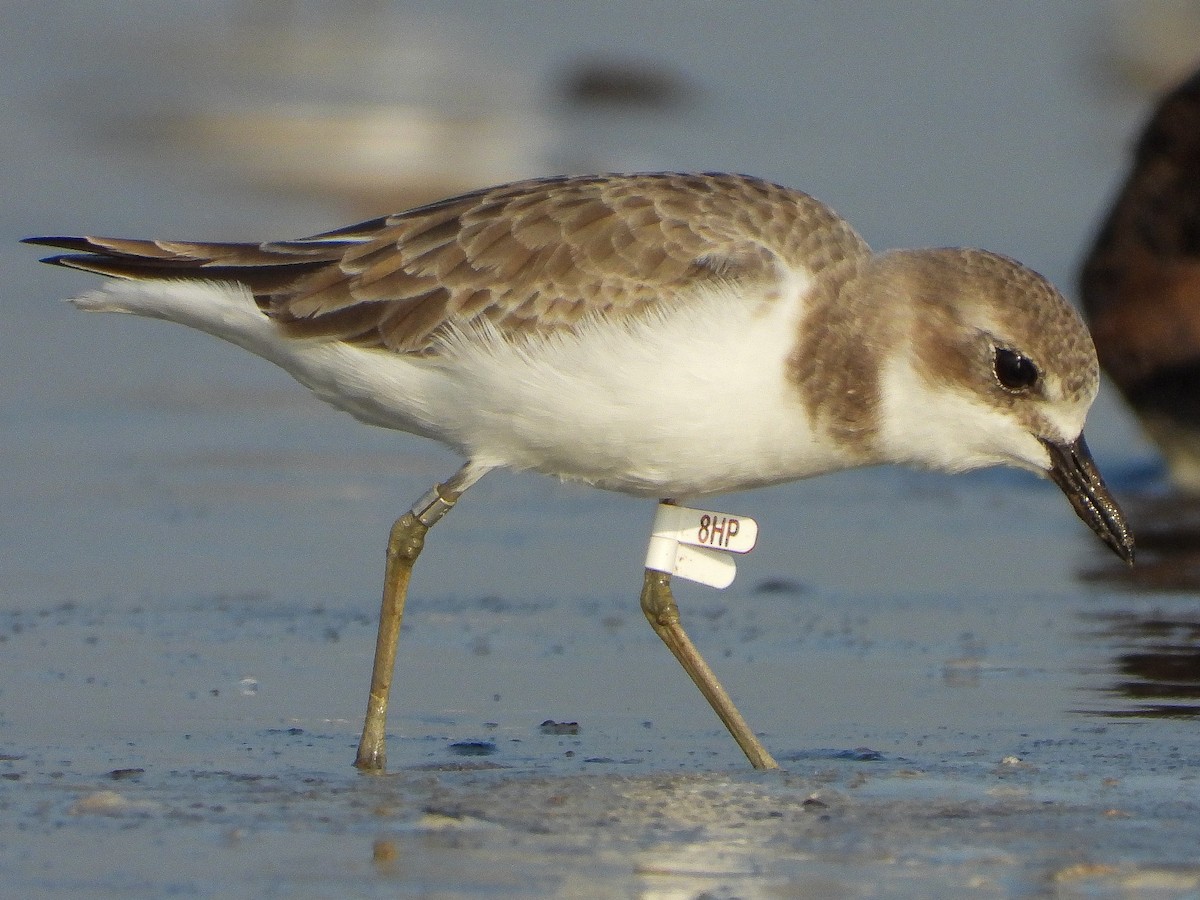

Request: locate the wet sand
(6, 522), (1200, 895)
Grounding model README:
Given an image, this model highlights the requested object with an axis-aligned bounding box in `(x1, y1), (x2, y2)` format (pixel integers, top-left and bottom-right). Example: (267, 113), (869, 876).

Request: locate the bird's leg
(352, 503), (435, 771)
(354, 463), (487, 772)
(640, 569), (779, 770)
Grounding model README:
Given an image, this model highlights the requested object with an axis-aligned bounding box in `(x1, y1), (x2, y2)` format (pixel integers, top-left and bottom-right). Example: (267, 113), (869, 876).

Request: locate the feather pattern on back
(26, 173), (869, 354)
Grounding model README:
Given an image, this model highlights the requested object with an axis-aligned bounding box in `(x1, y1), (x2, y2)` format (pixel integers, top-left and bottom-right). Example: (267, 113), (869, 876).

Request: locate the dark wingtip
(23, 238), (110, 272)
(28, 252), (123, 276)
(22, 236), (93, 251)
(34, 254), (76, 267)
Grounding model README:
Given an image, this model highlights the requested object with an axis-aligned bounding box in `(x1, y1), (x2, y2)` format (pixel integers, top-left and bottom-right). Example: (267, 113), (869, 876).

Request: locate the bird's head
(870, 248), (1134, 563)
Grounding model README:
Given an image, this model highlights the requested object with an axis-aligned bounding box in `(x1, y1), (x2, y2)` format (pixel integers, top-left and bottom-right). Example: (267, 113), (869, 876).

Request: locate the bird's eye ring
(994, 347), (1040, 392)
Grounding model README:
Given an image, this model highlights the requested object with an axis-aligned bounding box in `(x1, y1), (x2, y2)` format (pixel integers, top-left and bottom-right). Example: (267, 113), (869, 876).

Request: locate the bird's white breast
(402, 275), (860, 497)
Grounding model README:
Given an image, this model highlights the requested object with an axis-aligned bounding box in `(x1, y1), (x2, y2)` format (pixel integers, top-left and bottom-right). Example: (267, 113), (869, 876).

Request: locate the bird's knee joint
(640, 570), (680, 626)
(387, 514), (428, 562)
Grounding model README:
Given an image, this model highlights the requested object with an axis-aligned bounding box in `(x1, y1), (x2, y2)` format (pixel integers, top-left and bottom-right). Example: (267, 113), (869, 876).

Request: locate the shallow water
(4, 3), (1200, 896)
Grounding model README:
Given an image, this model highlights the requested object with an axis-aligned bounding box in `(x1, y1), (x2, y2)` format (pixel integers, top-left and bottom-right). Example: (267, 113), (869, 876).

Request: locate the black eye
(994, 347), (1040, 392)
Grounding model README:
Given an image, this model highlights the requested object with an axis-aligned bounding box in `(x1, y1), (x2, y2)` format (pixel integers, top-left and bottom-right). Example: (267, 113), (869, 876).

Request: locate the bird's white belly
(326, 281), (859, 497)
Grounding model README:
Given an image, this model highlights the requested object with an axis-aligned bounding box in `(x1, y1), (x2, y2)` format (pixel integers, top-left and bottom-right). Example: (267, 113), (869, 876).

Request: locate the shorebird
(1081, 67), (1200, 492)
(27, 172), (1134, 770)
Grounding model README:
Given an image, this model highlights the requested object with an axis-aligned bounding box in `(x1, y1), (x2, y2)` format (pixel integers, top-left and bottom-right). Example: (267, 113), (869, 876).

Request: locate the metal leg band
(411, 484), (457, 527)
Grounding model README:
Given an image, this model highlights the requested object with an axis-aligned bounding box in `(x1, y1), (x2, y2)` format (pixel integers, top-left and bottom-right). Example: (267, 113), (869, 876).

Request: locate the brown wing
(27, 172), (868, 354)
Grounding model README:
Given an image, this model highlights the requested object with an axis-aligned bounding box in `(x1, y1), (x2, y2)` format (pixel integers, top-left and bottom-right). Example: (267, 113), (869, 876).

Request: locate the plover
(1081, 67), (1200, 492)
(27, 172), (1134, 770)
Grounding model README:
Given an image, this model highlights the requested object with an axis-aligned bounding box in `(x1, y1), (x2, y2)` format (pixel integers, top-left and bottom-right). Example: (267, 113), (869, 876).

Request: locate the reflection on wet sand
(1079, 610), (1200, 718)
(1077, 494), (1200, 718)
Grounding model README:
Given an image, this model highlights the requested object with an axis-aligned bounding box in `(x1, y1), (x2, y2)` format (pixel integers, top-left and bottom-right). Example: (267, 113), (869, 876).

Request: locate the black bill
(1041, 434), (1135, 564)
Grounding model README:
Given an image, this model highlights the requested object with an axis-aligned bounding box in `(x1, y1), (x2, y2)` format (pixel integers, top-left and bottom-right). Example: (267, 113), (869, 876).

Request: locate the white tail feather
(67, 279), (277, 354)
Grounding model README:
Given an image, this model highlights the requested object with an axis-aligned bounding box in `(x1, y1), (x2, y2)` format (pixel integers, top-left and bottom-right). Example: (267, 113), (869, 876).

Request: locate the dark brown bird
(1081, 67), (1200, 491)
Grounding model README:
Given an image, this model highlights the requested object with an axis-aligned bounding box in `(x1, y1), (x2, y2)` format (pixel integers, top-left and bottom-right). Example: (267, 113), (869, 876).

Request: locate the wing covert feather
(27, 173), (870, 354)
